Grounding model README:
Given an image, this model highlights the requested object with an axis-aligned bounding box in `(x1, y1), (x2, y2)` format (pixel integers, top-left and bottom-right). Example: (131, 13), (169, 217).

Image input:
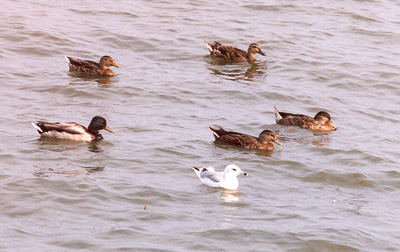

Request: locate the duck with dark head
(31, 116), (115, 142)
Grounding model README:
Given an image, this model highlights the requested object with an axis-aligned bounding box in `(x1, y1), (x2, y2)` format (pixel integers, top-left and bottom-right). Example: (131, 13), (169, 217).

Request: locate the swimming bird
(209, 127), (282, 151)
(65, 55), (120, 76)
(273, 106), (336, 131)
(31, 116), (115, 141)
(192, 164), (248, 190)
(204, 41), (265, 62)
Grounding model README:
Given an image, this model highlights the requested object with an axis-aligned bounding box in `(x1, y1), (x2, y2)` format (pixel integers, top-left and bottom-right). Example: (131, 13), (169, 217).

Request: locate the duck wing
(209, 127), (258, 147)
(34, 122), (88, 135)
(209, 127), (249, 139)
(275, 111), (316, 128)
(65, 56), (100, 70)
(208, 41), (247, 60)
(220, 133), (259, 146)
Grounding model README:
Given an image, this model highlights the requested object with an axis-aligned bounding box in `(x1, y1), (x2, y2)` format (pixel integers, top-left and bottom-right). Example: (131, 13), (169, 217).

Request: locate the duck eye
(232, 168), (236, 171)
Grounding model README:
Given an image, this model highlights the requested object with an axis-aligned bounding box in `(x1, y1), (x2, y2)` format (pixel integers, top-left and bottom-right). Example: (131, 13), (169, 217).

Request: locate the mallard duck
(192, 164), (248, 190)
(209, 127), (282, 150)
(274, 106), (336, 131)
(204, 41), (265, 62)
(31, 116), (115, 141)
(65, 55), (120, 77)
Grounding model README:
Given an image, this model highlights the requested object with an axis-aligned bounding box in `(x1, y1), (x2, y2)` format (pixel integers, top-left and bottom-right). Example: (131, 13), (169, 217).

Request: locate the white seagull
(192, 164), (248, 190)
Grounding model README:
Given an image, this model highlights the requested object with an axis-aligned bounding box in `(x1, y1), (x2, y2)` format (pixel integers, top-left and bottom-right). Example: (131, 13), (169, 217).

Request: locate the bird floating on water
(192, 164), (248, 190)
(274, 106), (336, 131)
(31, 116), (115, 142)
(209, 127), (282, 151)
(65, 55), (120, 77)
(204, 41), (265, 62)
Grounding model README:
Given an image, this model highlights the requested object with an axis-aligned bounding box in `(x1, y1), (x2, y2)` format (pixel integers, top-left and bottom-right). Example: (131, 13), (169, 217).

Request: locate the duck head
(99, 56), (120, 69)
(88, 116), (115, 134)
(248, 43), (266, 56)
(259, 130), (282, 145)
(314, 111), (336, 129)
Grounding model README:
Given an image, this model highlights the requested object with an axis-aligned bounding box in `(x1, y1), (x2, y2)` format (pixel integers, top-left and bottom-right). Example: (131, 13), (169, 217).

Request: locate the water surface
(1, 0), (400, 251)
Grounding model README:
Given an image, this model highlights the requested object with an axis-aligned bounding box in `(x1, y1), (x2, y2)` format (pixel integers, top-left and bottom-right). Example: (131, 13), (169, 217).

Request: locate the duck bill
(273, 138), (283, 146)
(112, 62), (121, 68)
(259, 50), (266, 56)
(104, 125), (115, 133)
(330, 121), (337, 130)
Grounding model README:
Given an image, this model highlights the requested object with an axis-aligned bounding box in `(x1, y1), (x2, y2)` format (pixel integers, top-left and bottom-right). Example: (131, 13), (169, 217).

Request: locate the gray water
(1, 0), (400, 251)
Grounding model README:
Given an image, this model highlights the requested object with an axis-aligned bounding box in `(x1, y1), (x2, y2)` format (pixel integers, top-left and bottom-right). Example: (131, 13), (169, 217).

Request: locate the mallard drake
(65, 55), (120, 76)
(192, 164), (247, 190)
(204, 41), (265, 62)
(209, 127), (282, 150)
(31, 116), (115, 142)
(274, 106), (336, 131)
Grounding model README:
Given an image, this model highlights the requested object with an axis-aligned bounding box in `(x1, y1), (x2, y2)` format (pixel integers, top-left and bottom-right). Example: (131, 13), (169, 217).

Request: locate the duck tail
(273, 106), (282, 123)
(31, 122), (43, 133)
(204, 41), (213, 52)
(208, 126), (220, 139)
(64, 56), (71, 64)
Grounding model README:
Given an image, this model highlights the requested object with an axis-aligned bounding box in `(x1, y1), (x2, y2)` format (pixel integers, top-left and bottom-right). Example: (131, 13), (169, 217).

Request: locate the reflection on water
(245, 62), (266, 79)
(35, 138), (86, 152)
(88, 142), (103, 153)
(220, 190), (241, 203)
(33, 165), (104, 177)
(34, 138), (104, 153)
(67, 72), (116, 88)
(213, 143), (274, 157)
(274, 128), (333, 147)
(204, 57), (267, 82)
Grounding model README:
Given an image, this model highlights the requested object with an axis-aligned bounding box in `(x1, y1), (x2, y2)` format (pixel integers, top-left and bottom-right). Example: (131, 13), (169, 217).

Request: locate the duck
(31, 116), (115, 142)
(204, 41), (265, 62)
(65, 55), (120, 77)
(209, 127), (282, 150)
(192, 164), (248, 190)
(273, 106), (336, 131)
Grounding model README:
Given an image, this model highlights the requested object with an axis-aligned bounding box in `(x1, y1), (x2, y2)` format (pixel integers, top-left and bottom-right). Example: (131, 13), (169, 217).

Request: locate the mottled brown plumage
(65, 55), (120, 77)
(204, 41), (265, 62)
(209, 127), (282, 151)
(274, 106), (336, 131)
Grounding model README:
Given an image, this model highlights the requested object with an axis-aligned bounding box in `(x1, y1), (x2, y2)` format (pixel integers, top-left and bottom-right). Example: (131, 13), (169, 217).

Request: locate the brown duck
(209, 127), (282, 151)
(274, 106), (336, 131)
(65, 55), (120, 77)
(204, 41), (265, 62)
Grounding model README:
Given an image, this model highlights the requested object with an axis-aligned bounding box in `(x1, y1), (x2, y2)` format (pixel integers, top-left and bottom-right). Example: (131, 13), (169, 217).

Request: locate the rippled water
(1, 0), (400, 251)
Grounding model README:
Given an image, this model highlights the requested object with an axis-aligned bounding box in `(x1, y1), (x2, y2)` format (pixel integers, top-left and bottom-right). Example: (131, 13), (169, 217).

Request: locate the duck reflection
(33, 165), (104, 177)
(205, 57), (267, 82)
(35, 138), (85, 152)
(67, 73), (117, 88)
(34, 138), (104, 153)
(311, 132), (332, 146)
(88, 141), (103, 153)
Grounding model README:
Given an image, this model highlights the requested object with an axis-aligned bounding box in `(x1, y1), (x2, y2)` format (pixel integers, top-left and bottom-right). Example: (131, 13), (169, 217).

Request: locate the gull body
(192, 164), (247, 190)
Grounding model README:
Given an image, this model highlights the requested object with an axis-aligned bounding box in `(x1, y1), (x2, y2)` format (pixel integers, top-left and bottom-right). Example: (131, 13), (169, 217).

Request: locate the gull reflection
(220, 190), (241, 203)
